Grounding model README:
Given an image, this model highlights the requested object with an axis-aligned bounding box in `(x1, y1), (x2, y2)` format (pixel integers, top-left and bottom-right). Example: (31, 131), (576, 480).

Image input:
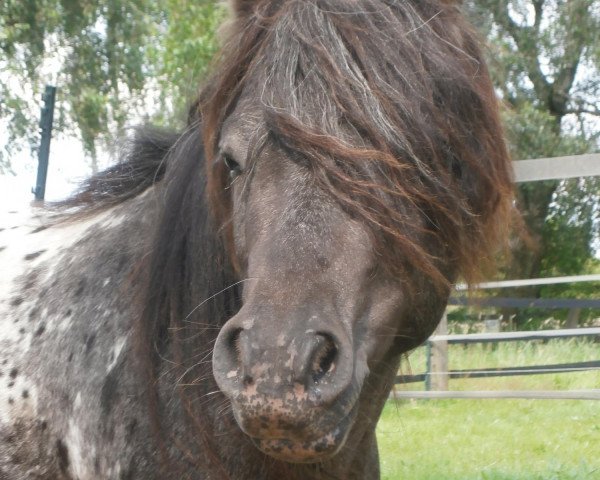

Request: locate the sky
(0, 134), (106, 209)
(0, 33), (113, 210)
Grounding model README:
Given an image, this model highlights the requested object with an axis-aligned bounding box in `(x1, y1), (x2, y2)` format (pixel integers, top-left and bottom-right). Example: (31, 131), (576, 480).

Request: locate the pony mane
(131, 117), (240, 477)
(61, 118), (239, 476)
(201, 0), (514, 287)
(58, 126), (177, 213)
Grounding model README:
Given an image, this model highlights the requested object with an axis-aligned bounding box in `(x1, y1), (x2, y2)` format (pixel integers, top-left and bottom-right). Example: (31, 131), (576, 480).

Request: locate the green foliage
(0, 0), (223, 169)
(541, 179), (599, 275)
(467, 0), (600, 118)
(150, 1), (225, 126)
(502, 103), (592, 160)
(464, 1), (600, 319)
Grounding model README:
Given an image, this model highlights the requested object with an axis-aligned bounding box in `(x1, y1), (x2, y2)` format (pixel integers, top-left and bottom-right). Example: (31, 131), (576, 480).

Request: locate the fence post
(33, 85), (57, 201)
(566, 308), (582, 329)
(428, 312), (449, 391)
(425, 340), (432, 391)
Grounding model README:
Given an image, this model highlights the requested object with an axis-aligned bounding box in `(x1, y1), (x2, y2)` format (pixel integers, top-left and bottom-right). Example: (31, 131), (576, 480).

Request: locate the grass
(375, 339), (600, 479)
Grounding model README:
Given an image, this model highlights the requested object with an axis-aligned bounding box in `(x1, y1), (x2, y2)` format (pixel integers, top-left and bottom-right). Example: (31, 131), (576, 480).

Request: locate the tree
(149, 1), (225, 125)
(464, 0), (600, 325)
(0, 0), (223, 173)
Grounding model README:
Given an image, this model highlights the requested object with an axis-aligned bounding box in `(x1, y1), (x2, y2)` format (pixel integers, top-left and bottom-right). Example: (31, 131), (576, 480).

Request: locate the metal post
(33, 85), (57, 201)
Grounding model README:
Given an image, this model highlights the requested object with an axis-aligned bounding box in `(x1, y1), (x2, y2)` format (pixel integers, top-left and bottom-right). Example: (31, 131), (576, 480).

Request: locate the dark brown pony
(0, 1), (513, 479)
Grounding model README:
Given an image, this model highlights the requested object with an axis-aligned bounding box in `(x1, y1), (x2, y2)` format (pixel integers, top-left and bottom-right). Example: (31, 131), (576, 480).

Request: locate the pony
(0, 1), (514, 478)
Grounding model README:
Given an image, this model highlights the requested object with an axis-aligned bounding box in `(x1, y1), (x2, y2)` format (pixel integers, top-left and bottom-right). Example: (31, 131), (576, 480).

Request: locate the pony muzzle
(212, 314), (357, 461)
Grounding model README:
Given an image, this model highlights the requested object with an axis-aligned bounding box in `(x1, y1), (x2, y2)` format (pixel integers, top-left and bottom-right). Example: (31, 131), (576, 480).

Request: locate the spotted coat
(0, 198), (159, 479)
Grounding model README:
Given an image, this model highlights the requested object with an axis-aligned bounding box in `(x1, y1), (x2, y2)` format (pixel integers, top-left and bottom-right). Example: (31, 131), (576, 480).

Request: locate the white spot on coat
(107, 336), (127, 373)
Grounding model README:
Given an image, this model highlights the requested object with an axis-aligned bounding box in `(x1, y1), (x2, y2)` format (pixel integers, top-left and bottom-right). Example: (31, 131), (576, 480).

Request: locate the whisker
(181, 278), (256, 322)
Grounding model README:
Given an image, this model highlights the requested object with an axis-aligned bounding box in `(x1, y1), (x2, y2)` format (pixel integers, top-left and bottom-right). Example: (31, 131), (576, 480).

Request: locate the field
(376, 339), (600, 480)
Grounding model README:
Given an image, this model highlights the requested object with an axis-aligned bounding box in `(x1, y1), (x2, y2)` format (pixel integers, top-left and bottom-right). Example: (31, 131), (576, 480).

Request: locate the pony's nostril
(227, 327), (244, 366)
(225, 327), (255, 386)
(311, 334), (337, 384)
(242, 375), (254, 387)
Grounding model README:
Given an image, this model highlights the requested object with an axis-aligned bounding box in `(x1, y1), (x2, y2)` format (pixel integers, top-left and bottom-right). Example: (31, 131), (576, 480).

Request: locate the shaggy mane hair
(201, 0), (513, 287)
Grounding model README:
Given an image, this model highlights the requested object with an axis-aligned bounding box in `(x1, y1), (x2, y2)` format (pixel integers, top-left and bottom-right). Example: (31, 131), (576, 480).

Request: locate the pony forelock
(202, 0), (515, 287)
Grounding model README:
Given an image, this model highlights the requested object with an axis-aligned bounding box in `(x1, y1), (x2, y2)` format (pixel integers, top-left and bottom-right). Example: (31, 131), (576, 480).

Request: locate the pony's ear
(229, 0), (257, 19)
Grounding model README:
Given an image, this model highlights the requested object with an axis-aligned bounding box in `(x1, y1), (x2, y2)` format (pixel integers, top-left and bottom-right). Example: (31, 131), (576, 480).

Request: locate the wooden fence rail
(396, 360), (600, 385)
(395, 244), (600, 399)
(449, 296), (600, 309)
(393, 326), (600, 399)
(390, 390), (600, 401)
(428, 327), (600, 344)
(513, 153), (600, 182)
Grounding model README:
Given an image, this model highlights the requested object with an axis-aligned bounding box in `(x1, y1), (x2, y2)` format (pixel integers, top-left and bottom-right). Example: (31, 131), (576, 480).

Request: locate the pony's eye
(223, 154), (242, 179)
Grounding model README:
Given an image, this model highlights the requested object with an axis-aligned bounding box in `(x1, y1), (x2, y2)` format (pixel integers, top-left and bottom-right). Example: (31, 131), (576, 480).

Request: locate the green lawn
(376, 339), (600, 479)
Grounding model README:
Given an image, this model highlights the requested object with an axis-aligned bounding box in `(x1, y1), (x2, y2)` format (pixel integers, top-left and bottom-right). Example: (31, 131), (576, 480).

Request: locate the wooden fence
(390, 153), (600, 401)
(393, 324), (600, 400)
(512, 153), (600, 182)
(392, 272), (600, 400)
